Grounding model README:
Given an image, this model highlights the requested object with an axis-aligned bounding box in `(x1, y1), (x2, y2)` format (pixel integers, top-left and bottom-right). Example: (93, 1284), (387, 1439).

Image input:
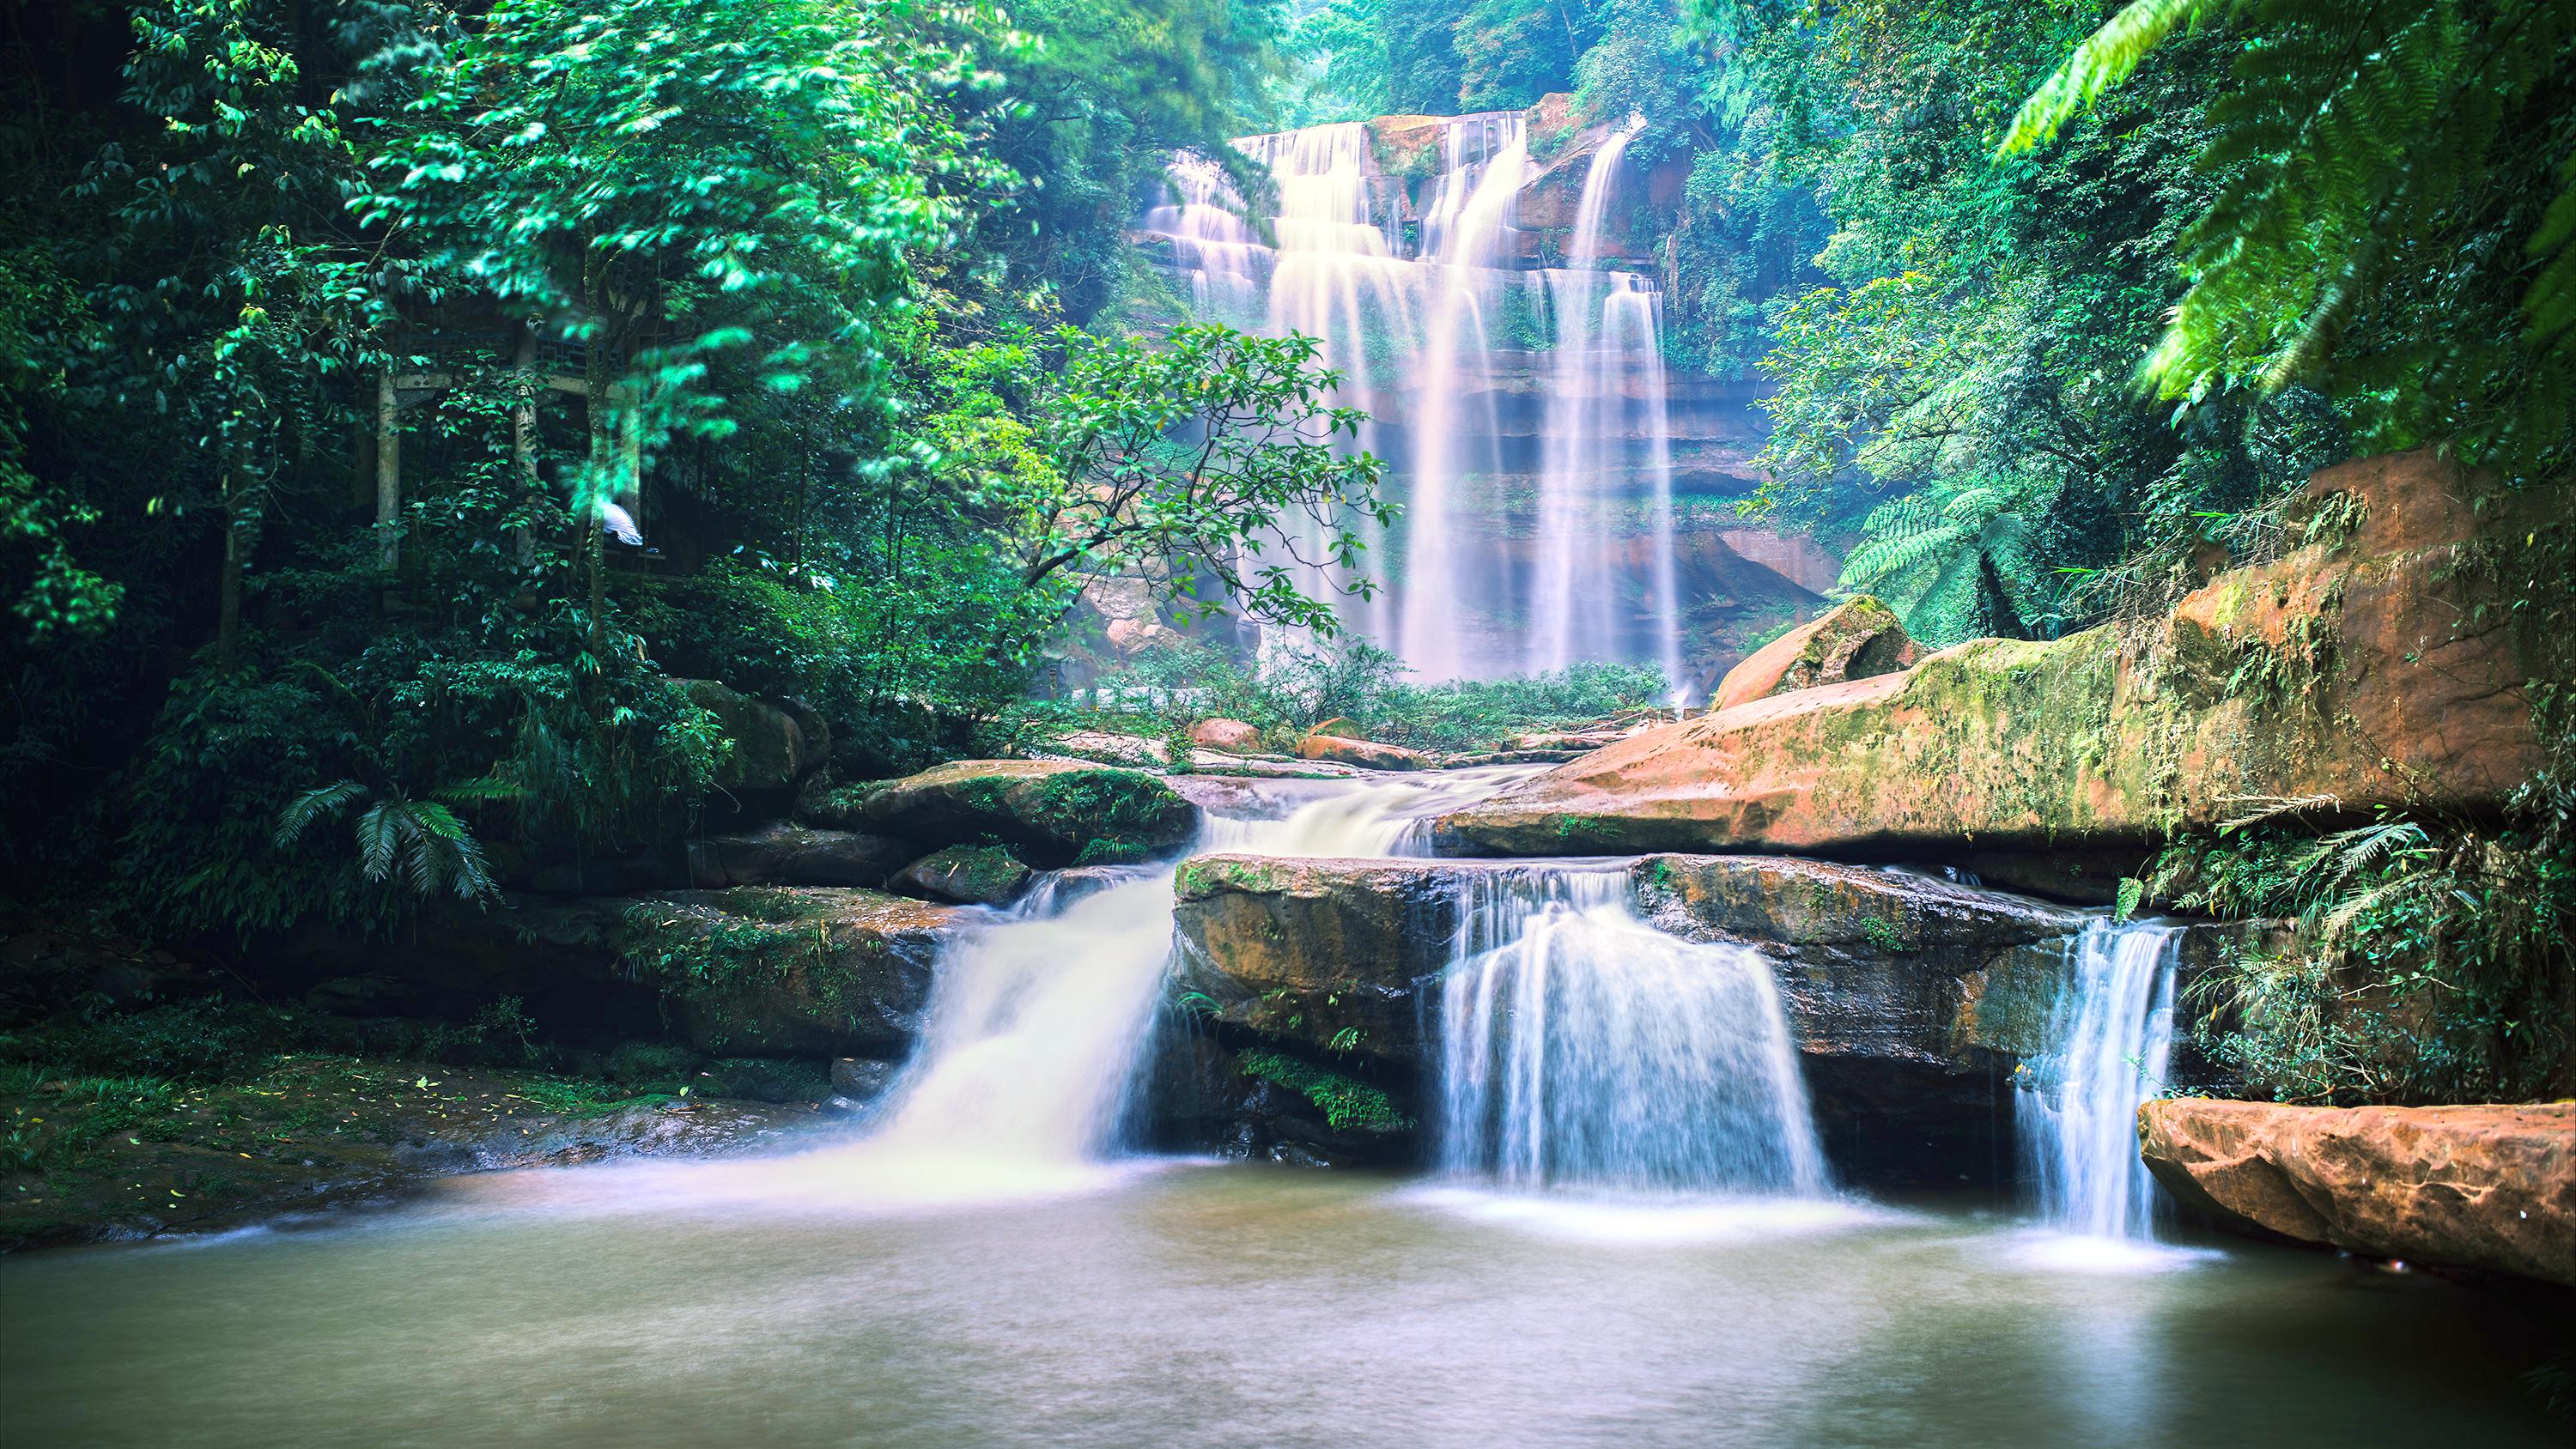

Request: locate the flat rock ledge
(2141, 1098), (2576, 1287)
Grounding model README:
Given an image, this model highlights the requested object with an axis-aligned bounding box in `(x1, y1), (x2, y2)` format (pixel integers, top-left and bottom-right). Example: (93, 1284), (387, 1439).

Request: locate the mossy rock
(854, 759), (1198, 866)
(891, 845), (1034, 906)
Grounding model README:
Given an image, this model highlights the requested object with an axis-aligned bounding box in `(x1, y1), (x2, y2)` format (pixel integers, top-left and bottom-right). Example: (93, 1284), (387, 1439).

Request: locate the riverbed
(2, 1157), (2558, 1446)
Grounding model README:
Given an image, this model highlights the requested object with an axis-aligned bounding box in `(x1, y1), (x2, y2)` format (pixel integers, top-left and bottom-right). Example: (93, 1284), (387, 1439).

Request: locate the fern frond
(354, 801), (403, 883)
(275, 779), (366, 849)
(1997, 0), (2215, 155)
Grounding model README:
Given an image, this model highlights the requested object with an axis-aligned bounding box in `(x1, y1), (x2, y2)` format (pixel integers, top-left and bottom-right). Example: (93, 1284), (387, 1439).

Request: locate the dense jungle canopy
(0, 0), (2568, 952)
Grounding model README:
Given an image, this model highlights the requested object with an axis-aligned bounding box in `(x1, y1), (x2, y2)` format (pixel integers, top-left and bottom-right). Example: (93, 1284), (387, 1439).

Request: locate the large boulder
(610, 888), (960, 1056)
(1296, 733), (1432, 771)
(678, 680), (827, 794)
(2140, 1099), (2576, 1287)
(1710, 596), (1918, 712)
(853, 760), (1198, 866)
(890, 845), (1033, 906)
(1190, 718), (1263, 753)
(684, 823), (919, 888)
(1434, 451), (2567, 893)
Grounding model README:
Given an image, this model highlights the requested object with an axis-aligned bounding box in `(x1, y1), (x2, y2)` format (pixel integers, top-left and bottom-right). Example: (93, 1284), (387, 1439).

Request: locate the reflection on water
(0, 1165), (2557, 1448)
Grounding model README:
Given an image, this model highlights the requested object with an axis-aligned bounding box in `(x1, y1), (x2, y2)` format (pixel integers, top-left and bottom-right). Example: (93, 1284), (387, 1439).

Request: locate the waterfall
(1136, 113), (1681, 683)
(2020, 919), (2181, 1239)
(1397, 116), (1527, 683)
(1437, 865), (1831, 1196)
(841, 772), (1524, 1191)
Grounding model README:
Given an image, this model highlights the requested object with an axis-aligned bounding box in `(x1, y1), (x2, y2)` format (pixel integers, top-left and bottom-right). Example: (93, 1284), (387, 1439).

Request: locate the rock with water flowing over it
(890, 845), (1033, 906)
(611, 888), (961, 1056)
(1431, 451), (2567, 894)
(1710, 595), (1919, 712)
(849, 759), (1198, 866)
(2140, 1099), (2576, 1286)
(684, 822), (920, 888)
(1169, 852), (2266, 1183)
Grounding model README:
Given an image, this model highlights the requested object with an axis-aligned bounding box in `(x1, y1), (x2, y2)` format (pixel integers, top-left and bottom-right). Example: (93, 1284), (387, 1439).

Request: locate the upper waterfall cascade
(1139, 113), (1689, 688)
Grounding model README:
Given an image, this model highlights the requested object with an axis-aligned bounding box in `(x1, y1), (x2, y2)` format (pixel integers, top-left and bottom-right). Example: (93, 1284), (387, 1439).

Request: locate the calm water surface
(0, 1156), (2557, 1447)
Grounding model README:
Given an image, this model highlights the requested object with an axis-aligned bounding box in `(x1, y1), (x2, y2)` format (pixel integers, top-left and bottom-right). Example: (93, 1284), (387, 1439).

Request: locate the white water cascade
(2020, 919), (2182, 1239)
(842, 771), (1528, 1193)
(1437, 865), (1831, 1196)
(1138, 113), (1684, 682)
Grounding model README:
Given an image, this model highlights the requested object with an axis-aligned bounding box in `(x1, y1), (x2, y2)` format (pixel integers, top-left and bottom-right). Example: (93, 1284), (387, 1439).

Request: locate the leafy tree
(2002, 0), (2576, 478)
(1005, 324), (1393, 636)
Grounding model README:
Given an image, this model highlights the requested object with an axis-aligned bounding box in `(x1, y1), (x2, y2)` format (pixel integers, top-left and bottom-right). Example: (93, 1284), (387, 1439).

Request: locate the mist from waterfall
(1436, 865), (1831, 1197)
(2020, 919), (2181, 1240)
(1137, 113), (1682, 683)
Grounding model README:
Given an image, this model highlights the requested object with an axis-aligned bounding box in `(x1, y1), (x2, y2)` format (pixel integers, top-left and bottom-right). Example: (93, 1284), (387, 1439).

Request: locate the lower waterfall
(1436, 865), (1830, 1196)
(2020, 919), (2181, 1239)
(844, 770), (1525, 1191)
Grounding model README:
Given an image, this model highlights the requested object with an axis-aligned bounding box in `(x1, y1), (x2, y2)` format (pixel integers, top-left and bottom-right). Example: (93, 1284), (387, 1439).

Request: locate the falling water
(1437, 865), (1830, 1196)
(2020, 919), (2181, 1239)
(843, 770), (1533, 1191)
(1398, 115), (1528, 682)
(1137, 112), (1681, 682)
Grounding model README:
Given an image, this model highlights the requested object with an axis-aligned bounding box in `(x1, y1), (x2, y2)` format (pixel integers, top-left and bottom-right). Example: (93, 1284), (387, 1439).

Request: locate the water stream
(2020, 919), (2183, 1240)
(1437, 864), (1829, 1197)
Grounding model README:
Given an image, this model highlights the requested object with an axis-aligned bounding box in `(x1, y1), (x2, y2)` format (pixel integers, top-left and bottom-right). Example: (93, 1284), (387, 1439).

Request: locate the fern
(276, 782), (498, 905)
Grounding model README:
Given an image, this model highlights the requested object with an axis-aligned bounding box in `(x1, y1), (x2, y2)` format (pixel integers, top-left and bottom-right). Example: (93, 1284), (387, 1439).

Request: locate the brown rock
(2140, 1099), (2576, 1286)
(1711, 596), (1919, 712)
(1295, 734), (1431, 771)
(1435, 450), (2566, 889)
(1189, 718), (1263, 752)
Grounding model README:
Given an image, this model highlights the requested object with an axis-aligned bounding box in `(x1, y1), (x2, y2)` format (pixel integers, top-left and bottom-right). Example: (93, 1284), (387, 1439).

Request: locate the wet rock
(829, 1057), (899, 1100)
(1295, 733), (1432, 771)
(1190, 718), (1263, 752)
(892, 845), (1034, 906)
(1433, 451), (2567, 895)
(1710, 595), (1918, 712)
(685, 822), (919, 888)
(2141, 1099), (2576, 1287)
(854, 760), (1198, 866)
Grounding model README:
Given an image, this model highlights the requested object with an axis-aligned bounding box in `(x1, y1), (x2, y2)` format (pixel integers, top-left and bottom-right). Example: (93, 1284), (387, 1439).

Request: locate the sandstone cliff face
(1432, 450), (2567, 893)
(2140, 1099), (2576, 1287)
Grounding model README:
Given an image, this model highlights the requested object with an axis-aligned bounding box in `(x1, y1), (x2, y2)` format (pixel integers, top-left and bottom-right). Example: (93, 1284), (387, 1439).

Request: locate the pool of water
(1, 1155), (2560, 1446)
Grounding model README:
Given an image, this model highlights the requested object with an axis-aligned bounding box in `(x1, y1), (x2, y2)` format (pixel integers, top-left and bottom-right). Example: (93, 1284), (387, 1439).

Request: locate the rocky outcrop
(1711, 596), (1918, 712)
(890, 845), (1033, 906)
(1434, 452), (2567, 893)
(2141, 1099), (2576, 1287)
(1295, 733), (1432, 771)
(1168, 851), (2260, 1182)
(684, 822), (918, 888)
(611, 888), (959, 1057)
(1172, 852), (2092, 1070)
(853, 759), (1198, 866)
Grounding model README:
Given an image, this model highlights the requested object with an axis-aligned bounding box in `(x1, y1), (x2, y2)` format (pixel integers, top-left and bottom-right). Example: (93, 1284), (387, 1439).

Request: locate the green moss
(1237, 1050), (1414, 1133)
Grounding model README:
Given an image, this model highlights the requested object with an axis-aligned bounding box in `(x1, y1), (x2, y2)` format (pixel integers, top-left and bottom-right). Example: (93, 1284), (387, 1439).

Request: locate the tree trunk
(216, 472), (245, 673)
